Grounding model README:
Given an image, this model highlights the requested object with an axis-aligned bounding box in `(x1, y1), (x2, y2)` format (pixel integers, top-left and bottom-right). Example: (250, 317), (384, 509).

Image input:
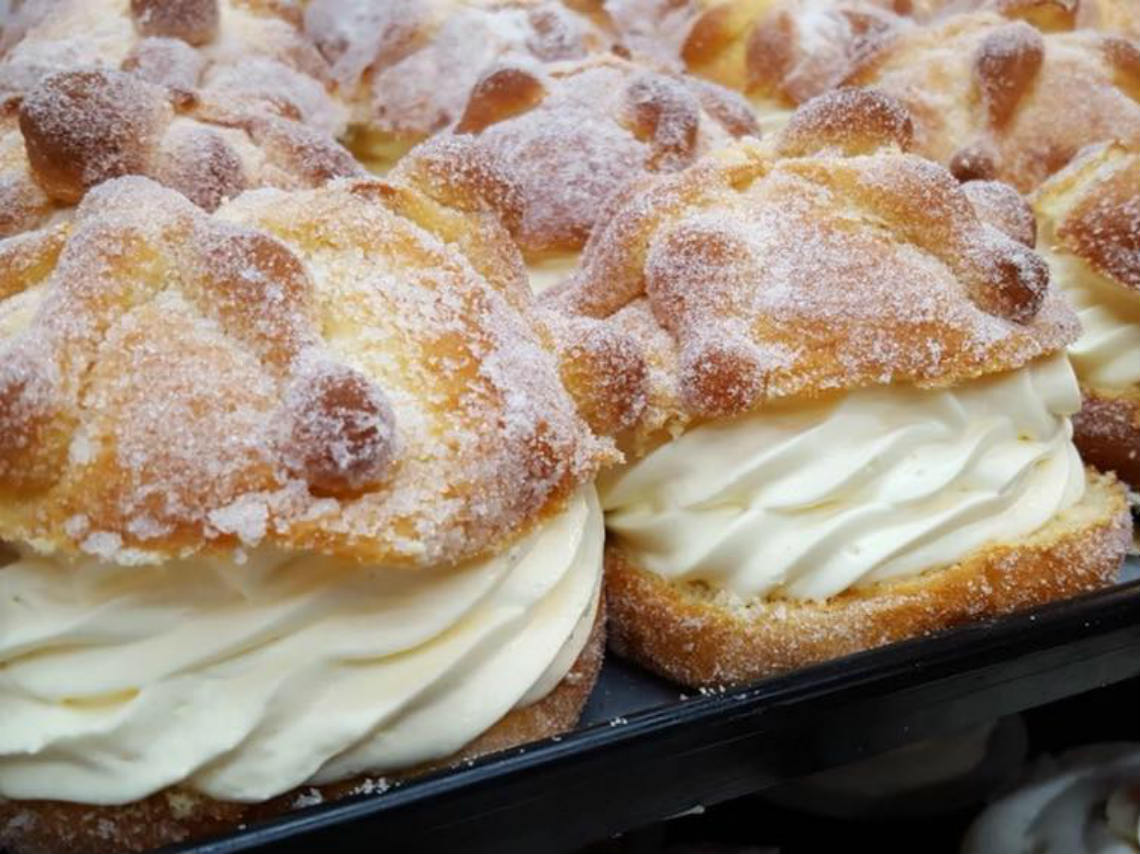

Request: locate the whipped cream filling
(601, 353), (1085, 601)
(0, 488), (603, 805)
(1047, 250), (1140, 390)
(962, 745), (1140, 854)
(527, 253), (580, 295)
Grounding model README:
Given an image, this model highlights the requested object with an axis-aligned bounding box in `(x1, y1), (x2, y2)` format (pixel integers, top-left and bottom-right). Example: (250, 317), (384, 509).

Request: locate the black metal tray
(167, 562), (1140, 854)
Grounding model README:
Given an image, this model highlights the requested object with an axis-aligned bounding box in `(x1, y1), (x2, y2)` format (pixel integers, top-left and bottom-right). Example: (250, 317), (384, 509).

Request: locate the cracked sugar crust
(392, 53), (759, 258)
(846, 10), (1140, 192)
(601, 0), (698, 70)
(1, 0), (347, 136)
(0, 175), (611, 568)
(542, 89), (1078, 454)
(655, 2), (1137, 191)
(1033, 139), (1140, 292)
(0, 0), (361, 237)
(897, 0), (1140, 40)
(2, 65), (361, 240)
(657, 0), (911, 105)
(303, 0), (616, 156)
(0, 0), (356, 238)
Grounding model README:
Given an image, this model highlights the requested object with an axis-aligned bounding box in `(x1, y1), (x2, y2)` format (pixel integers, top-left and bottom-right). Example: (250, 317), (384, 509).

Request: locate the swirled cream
(1046, 250), (1140, 390)
(601, 353), (1085, 601)
(962, 744), (1140, 854)
(0, 488), (603, 805)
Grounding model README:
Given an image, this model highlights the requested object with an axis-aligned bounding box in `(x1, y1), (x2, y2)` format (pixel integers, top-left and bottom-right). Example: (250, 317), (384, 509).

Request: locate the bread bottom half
(0, 600), (606, 854)
(1073, 386), (1140, 490)
(606, 469), (1132, 687)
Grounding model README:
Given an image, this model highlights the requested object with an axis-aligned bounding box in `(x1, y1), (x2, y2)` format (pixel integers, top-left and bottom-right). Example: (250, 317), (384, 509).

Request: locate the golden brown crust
(2, 0), (344, 127)
(674, 0), (1130, 166)
(131, 0), (221, 46)
(302, 0), (617, 167)
(677, 0), (907, 106)
(1032, 140), (1140, 293)
(392, 53), (758, 259)
(845, 11), (1140, 192)
(1076, 0), (1140, 39)
(774, 86), (914, 156)
(14, 67), (360, 214)
(542, 97), (1076, 451)
(0, 176), (609, 566)
(19, 69), (176, 204)
(923, 0), (1140, 38)
(0, 601), (607, 854)
(606, 469), (1131, 687)
(1074, 387), (1140, 489)
(961, 178), (1037, 246)
(0, 112), (52, 239)
(966, 0), (1079, 32)
(0, 1), (355, 235)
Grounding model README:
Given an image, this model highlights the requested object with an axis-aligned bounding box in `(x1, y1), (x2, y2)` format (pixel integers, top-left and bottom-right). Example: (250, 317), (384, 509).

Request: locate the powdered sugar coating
(0, 176), (608, 566)
(131, 0), (220, 47)
(1033, 140), (1140, 292)
(198, 0), (348, 137)
(122, 36), (207, 92)
(899, 0), (1137, 40)
(9, 66), (360, 221)
(602, 0), (697, 70)
(545, 104), (1077, 451)
(962, 178), (1037, 247)
(0, 110), (53, 238)
(277, 354), (398, 494)
(19, 69), (174, 203)
(847, 10), (1140, 191)
(0, 0), (353, 221)
(675, 0), (909, 106)
(303, 0), (615, 159)
(395, 54), (758, 257)
(0, 0), (137, 94)
(775, 85), (914, 156)
(0, 0), (357, 237)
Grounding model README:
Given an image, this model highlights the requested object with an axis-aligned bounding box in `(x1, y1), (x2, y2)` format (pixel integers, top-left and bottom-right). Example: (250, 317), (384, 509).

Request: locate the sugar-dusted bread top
(543, 89), (1078, 452)
(393, 53), (759, 258)
(0, 175), (610, 567)
(0, 0), (357, 239)
(303, 0), (617, 151)
(846, 10), (1140, 191)
(1033, 139), (1140, 292)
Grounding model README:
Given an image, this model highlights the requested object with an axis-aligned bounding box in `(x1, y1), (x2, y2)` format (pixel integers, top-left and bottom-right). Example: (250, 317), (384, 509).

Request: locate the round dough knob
(131, 0), (219, 46)
(281, 360), (397, 495)
(19, 69), (173, 204)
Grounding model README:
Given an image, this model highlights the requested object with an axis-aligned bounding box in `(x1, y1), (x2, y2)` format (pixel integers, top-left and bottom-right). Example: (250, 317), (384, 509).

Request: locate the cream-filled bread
(646, 0), (1140, 194)
(542, 90), (1132, 686)
(1052, 252), (1140, 392)
(1033, 141), (1140, 489)
(302, 0), (617, 171)
(528, 252), (582, 295)
(392, 54), (758, 266)
(0, 174), (610, 853)
(0, 488), (602, 805)
(603, 353), (1084, 602)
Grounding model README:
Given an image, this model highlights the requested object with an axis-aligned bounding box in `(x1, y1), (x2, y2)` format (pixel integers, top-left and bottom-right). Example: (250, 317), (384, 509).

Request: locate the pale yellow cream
(1046, 250), (1140, 391)
(526, 253), (580, 295)
(0, 488), (603, 804)
(601, 354), (1085, 601)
